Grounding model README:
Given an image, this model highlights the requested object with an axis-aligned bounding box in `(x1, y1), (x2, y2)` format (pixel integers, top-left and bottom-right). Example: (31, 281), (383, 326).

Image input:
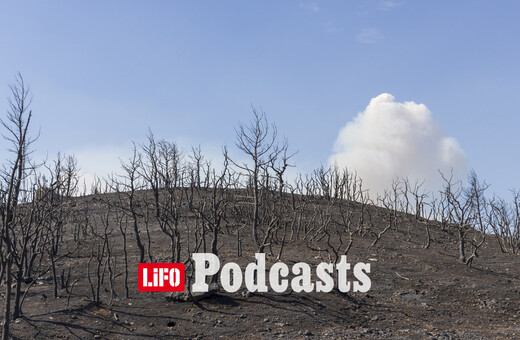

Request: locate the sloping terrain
(8, 191), (520, 340)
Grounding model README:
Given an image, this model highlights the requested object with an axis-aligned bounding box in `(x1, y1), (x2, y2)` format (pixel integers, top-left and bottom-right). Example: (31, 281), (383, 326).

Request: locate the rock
(480, 299), (498, 309)
(166, 283), (220, 302)
(241, 290), (253, 298)
(167, 321), (176, 327)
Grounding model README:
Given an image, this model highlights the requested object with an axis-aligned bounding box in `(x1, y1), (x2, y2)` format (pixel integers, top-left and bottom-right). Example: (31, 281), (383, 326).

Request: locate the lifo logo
(138, 253), (371, 293)
(138, 263), (185, 292)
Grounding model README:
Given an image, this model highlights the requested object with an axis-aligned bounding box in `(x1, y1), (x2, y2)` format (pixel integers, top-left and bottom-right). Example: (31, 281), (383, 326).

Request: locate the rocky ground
(7, 193), (520, 339)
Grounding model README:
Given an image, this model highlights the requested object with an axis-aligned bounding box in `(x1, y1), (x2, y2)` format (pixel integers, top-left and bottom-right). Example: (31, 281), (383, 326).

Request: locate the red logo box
(138, 263), (185, 292)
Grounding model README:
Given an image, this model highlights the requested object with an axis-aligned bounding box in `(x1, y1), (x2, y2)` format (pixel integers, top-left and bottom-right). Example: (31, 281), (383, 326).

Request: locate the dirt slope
(8, 193), (520, 339)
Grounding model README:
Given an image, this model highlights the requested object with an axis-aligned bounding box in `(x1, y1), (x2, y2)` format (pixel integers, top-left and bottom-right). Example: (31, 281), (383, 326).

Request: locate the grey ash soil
(8, 193), (520, 339)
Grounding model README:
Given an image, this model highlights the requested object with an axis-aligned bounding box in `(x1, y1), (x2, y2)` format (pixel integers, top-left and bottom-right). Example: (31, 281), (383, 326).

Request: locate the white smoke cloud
(329, 93), (468, 195)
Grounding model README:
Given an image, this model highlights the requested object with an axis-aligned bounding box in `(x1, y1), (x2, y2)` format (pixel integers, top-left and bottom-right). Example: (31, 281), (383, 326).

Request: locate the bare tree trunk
(424, 224), (431, 249)
(253, 177), (260, 248)
(12, 260), (24, 319)
(2, 256), (12, 340)
(458, 228), (466, 263)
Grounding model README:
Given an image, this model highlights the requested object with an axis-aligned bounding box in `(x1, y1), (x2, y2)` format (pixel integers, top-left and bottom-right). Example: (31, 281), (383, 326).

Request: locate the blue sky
(1, 1), (519, 197)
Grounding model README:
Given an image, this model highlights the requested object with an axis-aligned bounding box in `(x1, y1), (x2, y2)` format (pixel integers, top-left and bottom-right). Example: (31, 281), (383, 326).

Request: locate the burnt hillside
(5, 187), (520, 340)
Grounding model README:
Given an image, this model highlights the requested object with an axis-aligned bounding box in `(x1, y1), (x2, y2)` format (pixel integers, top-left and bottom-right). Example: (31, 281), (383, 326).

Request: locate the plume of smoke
(329, 93), (468, 195)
